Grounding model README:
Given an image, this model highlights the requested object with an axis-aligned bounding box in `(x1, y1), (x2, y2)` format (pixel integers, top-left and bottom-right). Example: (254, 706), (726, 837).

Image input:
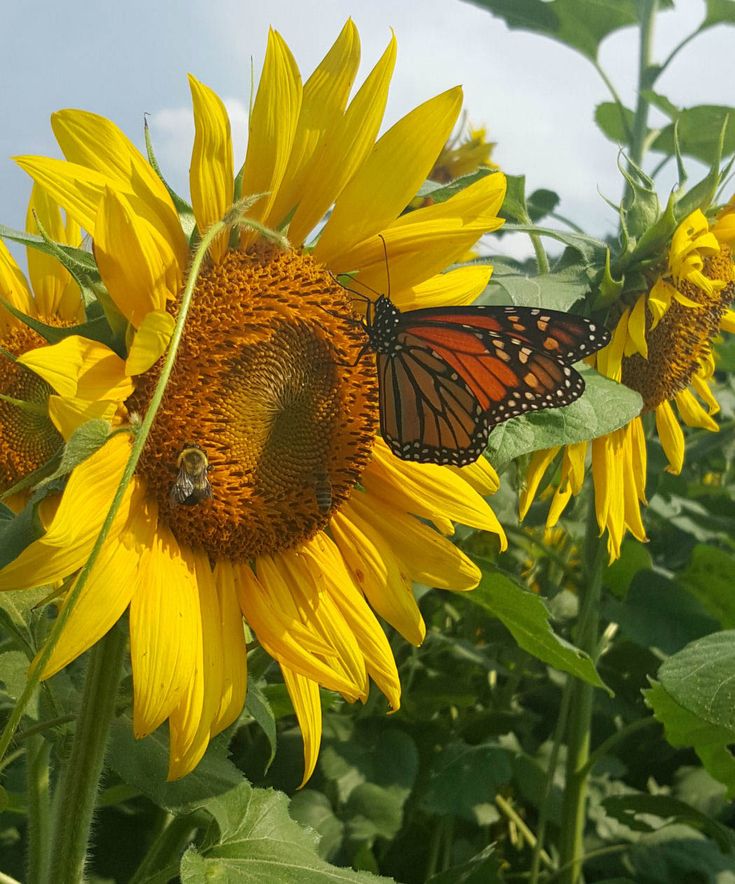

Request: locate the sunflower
(1, 22), (509, 782)
(430, 121), (498, 184)
(0, 185), (98, 499)
(520, 207), (735, 561)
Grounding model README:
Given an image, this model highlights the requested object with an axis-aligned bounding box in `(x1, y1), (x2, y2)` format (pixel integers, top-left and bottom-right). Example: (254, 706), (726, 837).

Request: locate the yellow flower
(0, 186), (100, 499)
(430, 122), (498, 183)
(3, 22), (508, 782)
(521, 208), (735, 561)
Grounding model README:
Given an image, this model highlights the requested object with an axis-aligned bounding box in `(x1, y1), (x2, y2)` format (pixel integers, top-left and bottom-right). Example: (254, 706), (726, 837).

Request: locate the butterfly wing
(402, 305), (609, 365)
(377, 340), (490, 466)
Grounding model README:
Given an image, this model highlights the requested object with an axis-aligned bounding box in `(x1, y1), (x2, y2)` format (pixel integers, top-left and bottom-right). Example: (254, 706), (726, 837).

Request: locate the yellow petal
(690, 371), (720, 415)
(94, 187), (181, 327)
(47, 394), (117, 440)
(267, 20), (361, 229)
(268, 552), (369, 702)
(0, 239), (32, 334)
(596, 308), (629, 381)
(18, 335), (133, 401)
(288, 33), (396, 247)
(328, 174), (506, 295)
(628, 415), (648, 504)
(720, 309), (735, 334)
(395, 265), (493, 311)
(235, 563), (362, 697)
(647, 279), (673, 329)
(125, 310), (175, 375)
(450, 453), (500, 496)
(546, 484), (573, 528)
(51, 108), (187, 264)
(299, 533), (401, 710)
(316, 87), (463, 264)
(0, 434), (133, 590)
(189, 75), (234, 264)
(130, 522), (202, 738)
(655, 400), (685, 475)
(26, 184), (82, 319)
(564, 441), (588, 493)
(347, 491), (480, 591)
(625, 294), (648, 358)
(330, 505), (426, 647)
(240, 29), (302, 249)
(675, 388), (718, 431)
(621, 425), (647, 543)
(519, 447), (560, 520)
(40, 486), (152, 678)
(282, 666), (322, 787)
(167, 552), (222, 780)
(365, 439), (507, 546)
(211, 561), (247, 735)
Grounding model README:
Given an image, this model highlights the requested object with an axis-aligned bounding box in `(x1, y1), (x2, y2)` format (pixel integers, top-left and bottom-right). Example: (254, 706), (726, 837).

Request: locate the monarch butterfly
(361, 294), (610, 467)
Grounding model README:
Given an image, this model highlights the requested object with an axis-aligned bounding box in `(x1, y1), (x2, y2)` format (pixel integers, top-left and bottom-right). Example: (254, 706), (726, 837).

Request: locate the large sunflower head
(521, 204), (735, 561)
(3, 21), (509, 781)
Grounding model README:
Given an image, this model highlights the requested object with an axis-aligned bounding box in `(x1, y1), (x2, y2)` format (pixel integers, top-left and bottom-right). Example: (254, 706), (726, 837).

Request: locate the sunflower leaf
(644, 681), (735, 799)
(595, 101), (635, 145)
(652, 105), (735, 164)
(485, 366), (643, 470)
(0, 298), (121, 355)
(464, 571), (609, 690)
(34, 420), (111, 493)
(180, 781), (392, 883)
(460, 0), (639, 61)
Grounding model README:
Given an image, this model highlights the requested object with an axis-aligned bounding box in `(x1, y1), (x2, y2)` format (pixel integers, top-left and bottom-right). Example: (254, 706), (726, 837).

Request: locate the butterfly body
(362, 295), (609, 467)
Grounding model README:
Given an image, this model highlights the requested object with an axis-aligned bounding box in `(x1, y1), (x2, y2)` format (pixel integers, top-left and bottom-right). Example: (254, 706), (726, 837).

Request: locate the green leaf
(703, 0), (735, 28)
(485, 261), (593, 312)
(659, 631), (735, 732)
(527, 189), (560, 223)
(0, 497), (45, 570)
(34, 420), (111, 492)
(642, 91), (680, 121)
(242, 679), (277, 771)
(603, 540), (653, 599)
(645, 682), (735, 798)
(344, 782), (405, 843)
(595, 102), (635, 144)
(680, 546), (735, 628)
(604, 571), (719, 655)
(289, 790), (345, 861)
(420, 741), (512, 823)
(417, 169), (495, 206)
(499, 174), (530, 223)
(0, 298), (120, 354)
(464, 572), (608, 689)
(603, 793), (735, 853)
(629, 824), (735, 882)
(180, 782), (390, 883)
(485, 366), (643, 471)
(501, 223), (607, 265)
(460, 0), (639, 60)
(652, 105), (735, 163)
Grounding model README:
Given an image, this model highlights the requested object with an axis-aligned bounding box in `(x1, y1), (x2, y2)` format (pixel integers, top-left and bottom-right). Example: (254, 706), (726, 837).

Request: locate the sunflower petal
(316, 86), (463, 263)
(125, 310), (175, 375)
(47, 394), (118, 440)
(267, 20), (361, 228)
(675, 388), (718, 431)
(396, 265), (493, 311)
(240, 29), (302, 248)
(130, 523), (201, 737)
(519, 447), (560, 520)
(18, 335), (132, 401)
(655, 400), (685, 475)
(211, 561), (247, 735)
(94, 187), (180, 327)
(189, 75), (234, 264)
(0, 239), (32, 333)
(288, 33), (396, 246)
(282, 666), (322, 787)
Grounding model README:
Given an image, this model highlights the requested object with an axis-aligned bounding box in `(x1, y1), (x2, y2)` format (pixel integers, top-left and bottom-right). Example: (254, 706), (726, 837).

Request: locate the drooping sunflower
(521, 207), (735, 561)
(0, 185), (103, 500)
(1, 22), (509, 781)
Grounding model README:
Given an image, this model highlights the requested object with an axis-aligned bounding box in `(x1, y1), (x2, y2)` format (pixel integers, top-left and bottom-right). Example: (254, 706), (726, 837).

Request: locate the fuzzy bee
(314, 471), (332, 514)
(170, 444), (213, 506)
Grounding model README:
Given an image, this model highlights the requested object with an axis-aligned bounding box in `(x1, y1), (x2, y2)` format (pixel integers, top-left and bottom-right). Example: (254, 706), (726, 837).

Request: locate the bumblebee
(170, 444), (213, 506)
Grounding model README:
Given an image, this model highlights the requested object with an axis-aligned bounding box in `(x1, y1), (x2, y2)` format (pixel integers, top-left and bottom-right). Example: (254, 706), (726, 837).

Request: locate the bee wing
(170, 466), (196, 505)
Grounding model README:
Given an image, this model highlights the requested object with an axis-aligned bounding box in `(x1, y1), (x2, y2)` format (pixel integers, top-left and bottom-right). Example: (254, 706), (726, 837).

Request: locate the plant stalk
(26, 734), (51, 884)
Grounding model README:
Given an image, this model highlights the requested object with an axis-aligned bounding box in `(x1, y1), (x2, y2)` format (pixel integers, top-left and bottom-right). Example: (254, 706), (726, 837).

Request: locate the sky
(1, 0), (732, 263)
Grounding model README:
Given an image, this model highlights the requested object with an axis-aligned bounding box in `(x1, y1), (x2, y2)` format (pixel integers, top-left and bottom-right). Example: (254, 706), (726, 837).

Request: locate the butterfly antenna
(378, 233), (391, 298)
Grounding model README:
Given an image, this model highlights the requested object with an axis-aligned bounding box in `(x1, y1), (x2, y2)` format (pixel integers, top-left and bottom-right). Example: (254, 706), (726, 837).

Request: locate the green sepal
(630, 190), (679, 264)
(144, 115), (196, 240)
(592, 248), (624, 310)
(674, 119), (734, 219)
(0, 298), (125, 358)
(618, 153), (661, 246)
(33, 419), (113, 494)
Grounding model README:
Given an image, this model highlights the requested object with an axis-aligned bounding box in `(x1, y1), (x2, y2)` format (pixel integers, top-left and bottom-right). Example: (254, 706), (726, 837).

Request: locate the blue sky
(2, 1), (732, 261)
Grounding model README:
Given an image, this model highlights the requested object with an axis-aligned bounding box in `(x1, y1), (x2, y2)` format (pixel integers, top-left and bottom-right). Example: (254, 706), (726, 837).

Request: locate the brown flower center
(622, 246), (735, 409)
(130, 247), (378, 560)
(0, 323), (63, 492)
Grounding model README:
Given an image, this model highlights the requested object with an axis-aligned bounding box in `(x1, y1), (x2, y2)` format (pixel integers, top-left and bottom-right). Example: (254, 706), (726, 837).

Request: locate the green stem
(495, 794), (554, 870)
(656, 27), (703, 79)
(580, 716), (659, 777)
(25, 735), (51, 884)
(0, 393), (47, 415)
(557, 503), (606, 884)
(545, 843), (631, 883)
(528, 676), (574, 884)
(592, 60), (633, 143)
(47, 626), (127, 883)
(624, 0), (657, 202)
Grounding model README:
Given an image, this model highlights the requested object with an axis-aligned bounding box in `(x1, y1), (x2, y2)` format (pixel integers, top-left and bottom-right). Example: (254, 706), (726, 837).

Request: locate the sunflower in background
(521, 204), (735, 561)
(0, 21), (511, 782)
